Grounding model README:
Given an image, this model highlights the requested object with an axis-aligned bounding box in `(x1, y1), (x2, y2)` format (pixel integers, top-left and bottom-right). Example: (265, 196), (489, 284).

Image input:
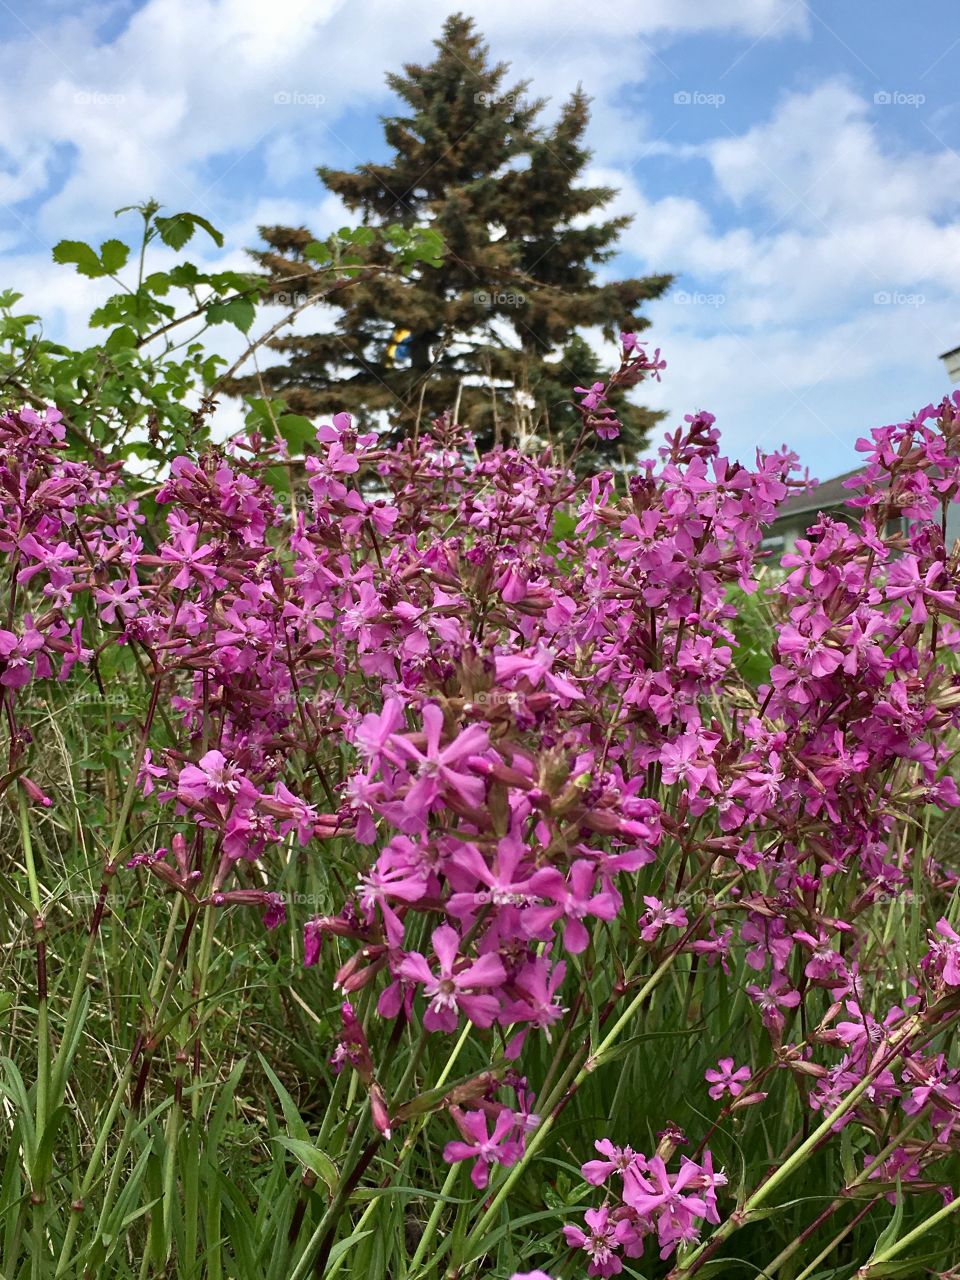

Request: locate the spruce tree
(231, 13), (672, 465)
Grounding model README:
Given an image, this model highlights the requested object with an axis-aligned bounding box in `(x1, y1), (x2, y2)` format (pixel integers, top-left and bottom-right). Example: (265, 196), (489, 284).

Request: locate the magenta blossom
(563, 1206), (628, 1277)
(704, 1058), (752, 1100)
(396, 925), (505, 1032)
(443, 1106), (522, 1188)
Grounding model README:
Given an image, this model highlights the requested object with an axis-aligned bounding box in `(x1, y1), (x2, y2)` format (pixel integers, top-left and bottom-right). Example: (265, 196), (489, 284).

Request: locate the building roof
(773, 466), (864, 522)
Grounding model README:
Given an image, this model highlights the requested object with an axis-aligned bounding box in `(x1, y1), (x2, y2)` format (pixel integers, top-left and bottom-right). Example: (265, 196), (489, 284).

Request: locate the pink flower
(524, 859), (619, 953)
(563, 1206), (627, 1277)
(396, 925), (505, 1032)
(499, 958), (566, 1053)
(0, 623), (45, 687)
(746, 974), (801, 1030)
(640, 896), (688, 943)
(177, 750), (246, 806)
(582, 1139), (640, 1186)
(704, 1058), (752, 1100)
(158, 520), (220, 590)
(623, 1155), (711, 1259)
(136, 748), (167, 798)
(443, 1106), (522, 1188)
(385, 703), (489, 825)
(926, 918), (960, 986)
(658, 733), (720, 798)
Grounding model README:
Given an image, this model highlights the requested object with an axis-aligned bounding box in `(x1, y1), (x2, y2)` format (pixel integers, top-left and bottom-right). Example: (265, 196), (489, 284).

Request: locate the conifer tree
(232, 13), (672, 464)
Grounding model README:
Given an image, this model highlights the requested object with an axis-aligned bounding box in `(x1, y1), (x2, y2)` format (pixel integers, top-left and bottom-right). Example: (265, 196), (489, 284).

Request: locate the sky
(0, 0), (959, 478)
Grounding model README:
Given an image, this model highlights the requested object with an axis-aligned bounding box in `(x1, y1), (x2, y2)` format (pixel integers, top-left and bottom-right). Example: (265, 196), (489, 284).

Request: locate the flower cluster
(5, 333), (960, 1275)
(565, 1137), (727, 1270)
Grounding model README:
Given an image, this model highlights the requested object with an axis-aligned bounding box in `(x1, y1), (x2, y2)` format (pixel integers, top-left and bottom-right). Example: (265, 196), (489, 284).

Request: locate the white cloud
(0, 0), (808, 241)
(571, 79), (960, 468)
(707, 82), (960, 224)
(11, 1), (960, 475)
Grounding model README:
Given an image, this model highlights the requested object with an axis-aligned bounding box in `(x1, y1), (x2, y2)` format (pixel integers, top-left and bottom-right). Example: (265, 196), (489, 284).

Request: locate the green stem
(791, 1198), (880, 1280)
(673, 1013), (926, 1276)
(19, 791), (48, 1138)
(19, 790), (49, 1280)
(326, 1022), (476, 1280)
(751, 1102), (934, 1280)
(861, 1190), (960, 1274)
(55, 898), (189, 1277)
(406, 1163), (460, 1280)
(455, 941), (688, 1272)
(51, 681), (163, 1104)
(287, 1106), (371, 1280)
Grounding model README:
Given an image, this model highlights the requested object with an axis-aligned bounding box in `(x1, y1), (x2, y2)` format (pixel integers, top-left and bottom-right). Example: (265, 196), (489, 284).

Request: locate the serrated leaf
(206, 296), (255, 333)
(104, 326), (138, 353)
(155, 211), (224, 250)
(98, 239), (129, 273)
(303, 241), (332, 264)
(52, 240), (105, 277)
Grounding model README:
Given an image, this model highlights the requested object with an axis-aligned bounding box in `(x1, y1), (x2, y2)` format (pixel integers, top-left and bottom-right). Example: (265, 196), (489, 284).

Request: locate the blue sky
(0, 0), (959, 476)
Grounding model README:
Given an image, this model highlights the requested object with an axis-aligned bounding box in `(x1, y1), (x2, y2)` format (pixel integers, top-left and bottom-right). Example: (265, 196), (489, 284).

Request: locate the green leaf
(104, 326), (139, 353)
(257, 1053), (310, 1142)
(209, 269), (261, 293)
(90, 291), (170, 333)
(98, 239), (130, 273)
(870, 1180), (905, 1257)
(159, 263), (203, 290)
(840, 1125), (857, 1186)
(303, 241), (332, 265)
(33, 1104), (70, 1185)
(244, 397), (281, 434)
(206, 296), (255, 333)
(338, 225), (375, 247)
(272, 1137), (338, 1194)
(52, 240), (106, 277)
(0, 1058), (36, 1164)
(155, 212), (224, 250)
(265, 464), (291, 494)
(277, 414), (316, 451)
(325, 1231), (374, 1272)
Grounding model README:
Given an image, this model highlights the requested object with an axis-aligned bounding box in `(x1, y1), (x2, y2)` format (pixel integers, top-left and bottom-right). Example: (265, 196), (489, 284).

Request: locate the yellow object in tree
(386, 327), (412, 366)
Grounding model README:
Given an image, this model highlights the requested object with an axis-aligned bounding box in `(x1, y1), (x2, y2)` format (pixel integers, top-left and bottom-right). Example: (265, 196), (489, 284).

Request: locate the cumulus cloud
(585, 79), (960, 466)
(0, 0), (807, 242)
(3, 1), (957, 474)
